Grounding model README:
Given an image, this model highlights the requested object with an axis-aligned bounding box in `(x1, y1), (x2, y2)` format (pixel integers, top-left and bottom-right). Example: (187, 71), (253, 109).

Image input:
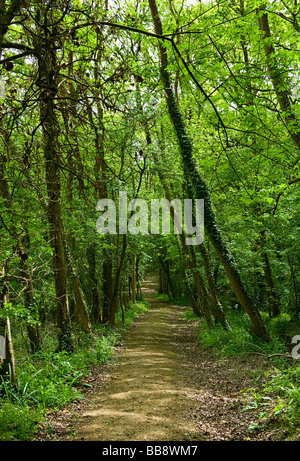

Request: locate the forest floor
(37, 276), (298, 441)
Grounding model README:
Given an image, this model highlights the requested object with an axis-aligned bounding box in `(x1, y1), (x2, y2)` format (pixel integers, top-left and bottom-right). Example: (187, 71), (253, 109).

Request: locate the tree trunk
(36, 13), (72, 352)
(198, 245), (231, 330)
(176, 237), (203, 318)
(102, 257), (113, 324)
(20, 228), (41, 353)
(187, 246), (214, 328)
(61, 49), (92, 334)
(260, 231), (280, 317)
(258, 9), (300, 151)
(0, 162), (41, 353)
(132, 253), (136, 303)
(65, 245), (92, 334)
(148, 0), (269, 341)
(86, 245), (102, 323)
(159, 258), (176, 299)
(288, 255), (300, 317)
(108, 235), (127, 327)
(85, 15), (114, 326)
(158, 268), (163, 294)
(0, 276), (16, 384)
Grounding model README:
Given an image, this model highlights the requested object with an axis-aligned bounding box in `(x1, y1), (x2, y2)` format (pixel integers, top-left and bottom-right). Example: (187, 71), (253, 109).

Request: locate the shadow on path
(70, 275), (200, 441)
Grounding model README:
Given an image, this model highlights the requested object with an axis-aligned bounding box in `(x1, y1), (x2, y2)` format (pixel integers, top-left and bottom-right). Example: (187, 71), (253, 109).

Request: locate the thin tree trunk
(108, 235), (127, 326)
(65, 245), (92, 334)
(198, 245), (231, 330)
(86, 245), (102, 323)
(132, 253), (136, 303)
(158, 268), (163, 294)
(188, 246), (214, 328)
(92, 8), (114, 324)
(0, 273), (16, 384)
(176, 237), (203, 318)
(102, 258), (113, 324)
(124, 280), (130, 311)
(20, 228), (41, 353)
(287, 255), (299, 317)
(260, 231), (280, 317)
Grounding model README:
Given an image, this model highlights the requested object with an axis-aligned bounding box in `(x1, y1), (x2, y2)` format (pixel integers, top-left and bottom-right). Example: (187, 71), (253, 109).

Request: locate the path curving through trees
(68, 277), (200, 441)
(41, 276), (288, 442)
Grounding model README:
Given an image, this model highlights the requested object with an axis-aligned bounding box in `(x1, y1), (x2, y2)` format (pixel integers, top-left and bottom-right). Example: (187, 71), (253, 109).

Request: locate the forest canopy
(0, 0), (300, 439)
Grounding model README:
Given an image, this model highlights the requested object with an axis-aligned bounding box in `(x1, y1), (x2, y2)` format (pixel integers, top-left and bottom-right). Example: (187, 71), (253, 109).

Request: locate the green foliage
(0, 405), (42, 441)
(157, 293), (190, 306)
(195, 310), (294, 357)
(1, 0), (300, 441)
(241, 364), (300, 427)
(195, 309), (300, 428)
(0, 300), (150, 440)
(116, 301), (150, 329)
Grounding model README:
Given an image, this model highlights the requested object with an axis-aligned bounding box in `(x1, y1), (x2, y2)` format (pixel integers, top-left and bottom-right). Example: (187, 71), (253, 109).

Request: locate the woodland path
(40, 276), (290, 441)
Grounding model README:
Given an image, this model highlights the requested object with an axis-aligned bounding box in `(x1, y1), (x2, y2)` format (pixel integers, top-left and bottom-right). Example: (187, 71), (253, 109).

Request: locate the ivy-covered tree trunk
(148, 0), (269, 340)
(136, 72), (228, 328)
(36, 7), (73, 352)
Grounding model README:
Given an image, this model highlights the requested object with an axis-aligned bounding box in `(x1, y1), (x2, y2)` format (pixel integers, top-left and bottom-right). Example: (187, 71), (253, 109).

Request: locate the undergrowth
(185, 308), (300, 432)
(155, 293), (190, 306)
(0, 300), (150, 441)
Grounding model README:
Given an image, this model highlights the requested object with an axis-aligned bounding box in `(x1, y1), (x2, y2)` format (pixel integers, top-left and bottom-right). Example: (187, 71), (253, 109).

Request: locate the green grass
(0, 404), (43, 441)
(116, 300), (151, 329)
(0, 300), (150, 441)
(185, 310), (294, 358)
(155, 293), (190, 306)
(186, 308), (300, 429)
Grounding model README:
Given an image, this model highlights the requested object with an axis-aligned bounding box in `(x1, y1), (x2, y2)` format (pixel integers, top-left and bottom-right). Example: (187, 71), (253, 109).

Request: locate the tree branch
(0, 51), (30, 64)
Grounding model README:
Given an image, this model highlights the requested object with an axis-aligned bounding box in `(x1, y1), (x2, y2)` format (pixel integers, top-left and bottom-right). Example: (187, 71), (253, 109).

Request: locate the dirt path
(40, 276), (292, 441)
(67, 277), (200, 441)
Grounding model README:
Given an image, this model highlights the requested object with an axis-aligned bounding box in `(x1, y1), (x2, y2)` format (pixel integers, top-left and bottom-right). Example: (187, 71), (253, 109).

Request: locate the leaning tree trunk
(148, 0), (269, 340)
(136, 72), (228, 328)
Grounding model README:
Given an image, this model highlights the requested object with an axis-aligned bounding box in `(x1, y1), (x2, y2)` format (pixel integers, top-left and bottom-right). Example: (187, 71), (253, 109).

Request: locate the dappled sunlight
(70, 277), (199, 441)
